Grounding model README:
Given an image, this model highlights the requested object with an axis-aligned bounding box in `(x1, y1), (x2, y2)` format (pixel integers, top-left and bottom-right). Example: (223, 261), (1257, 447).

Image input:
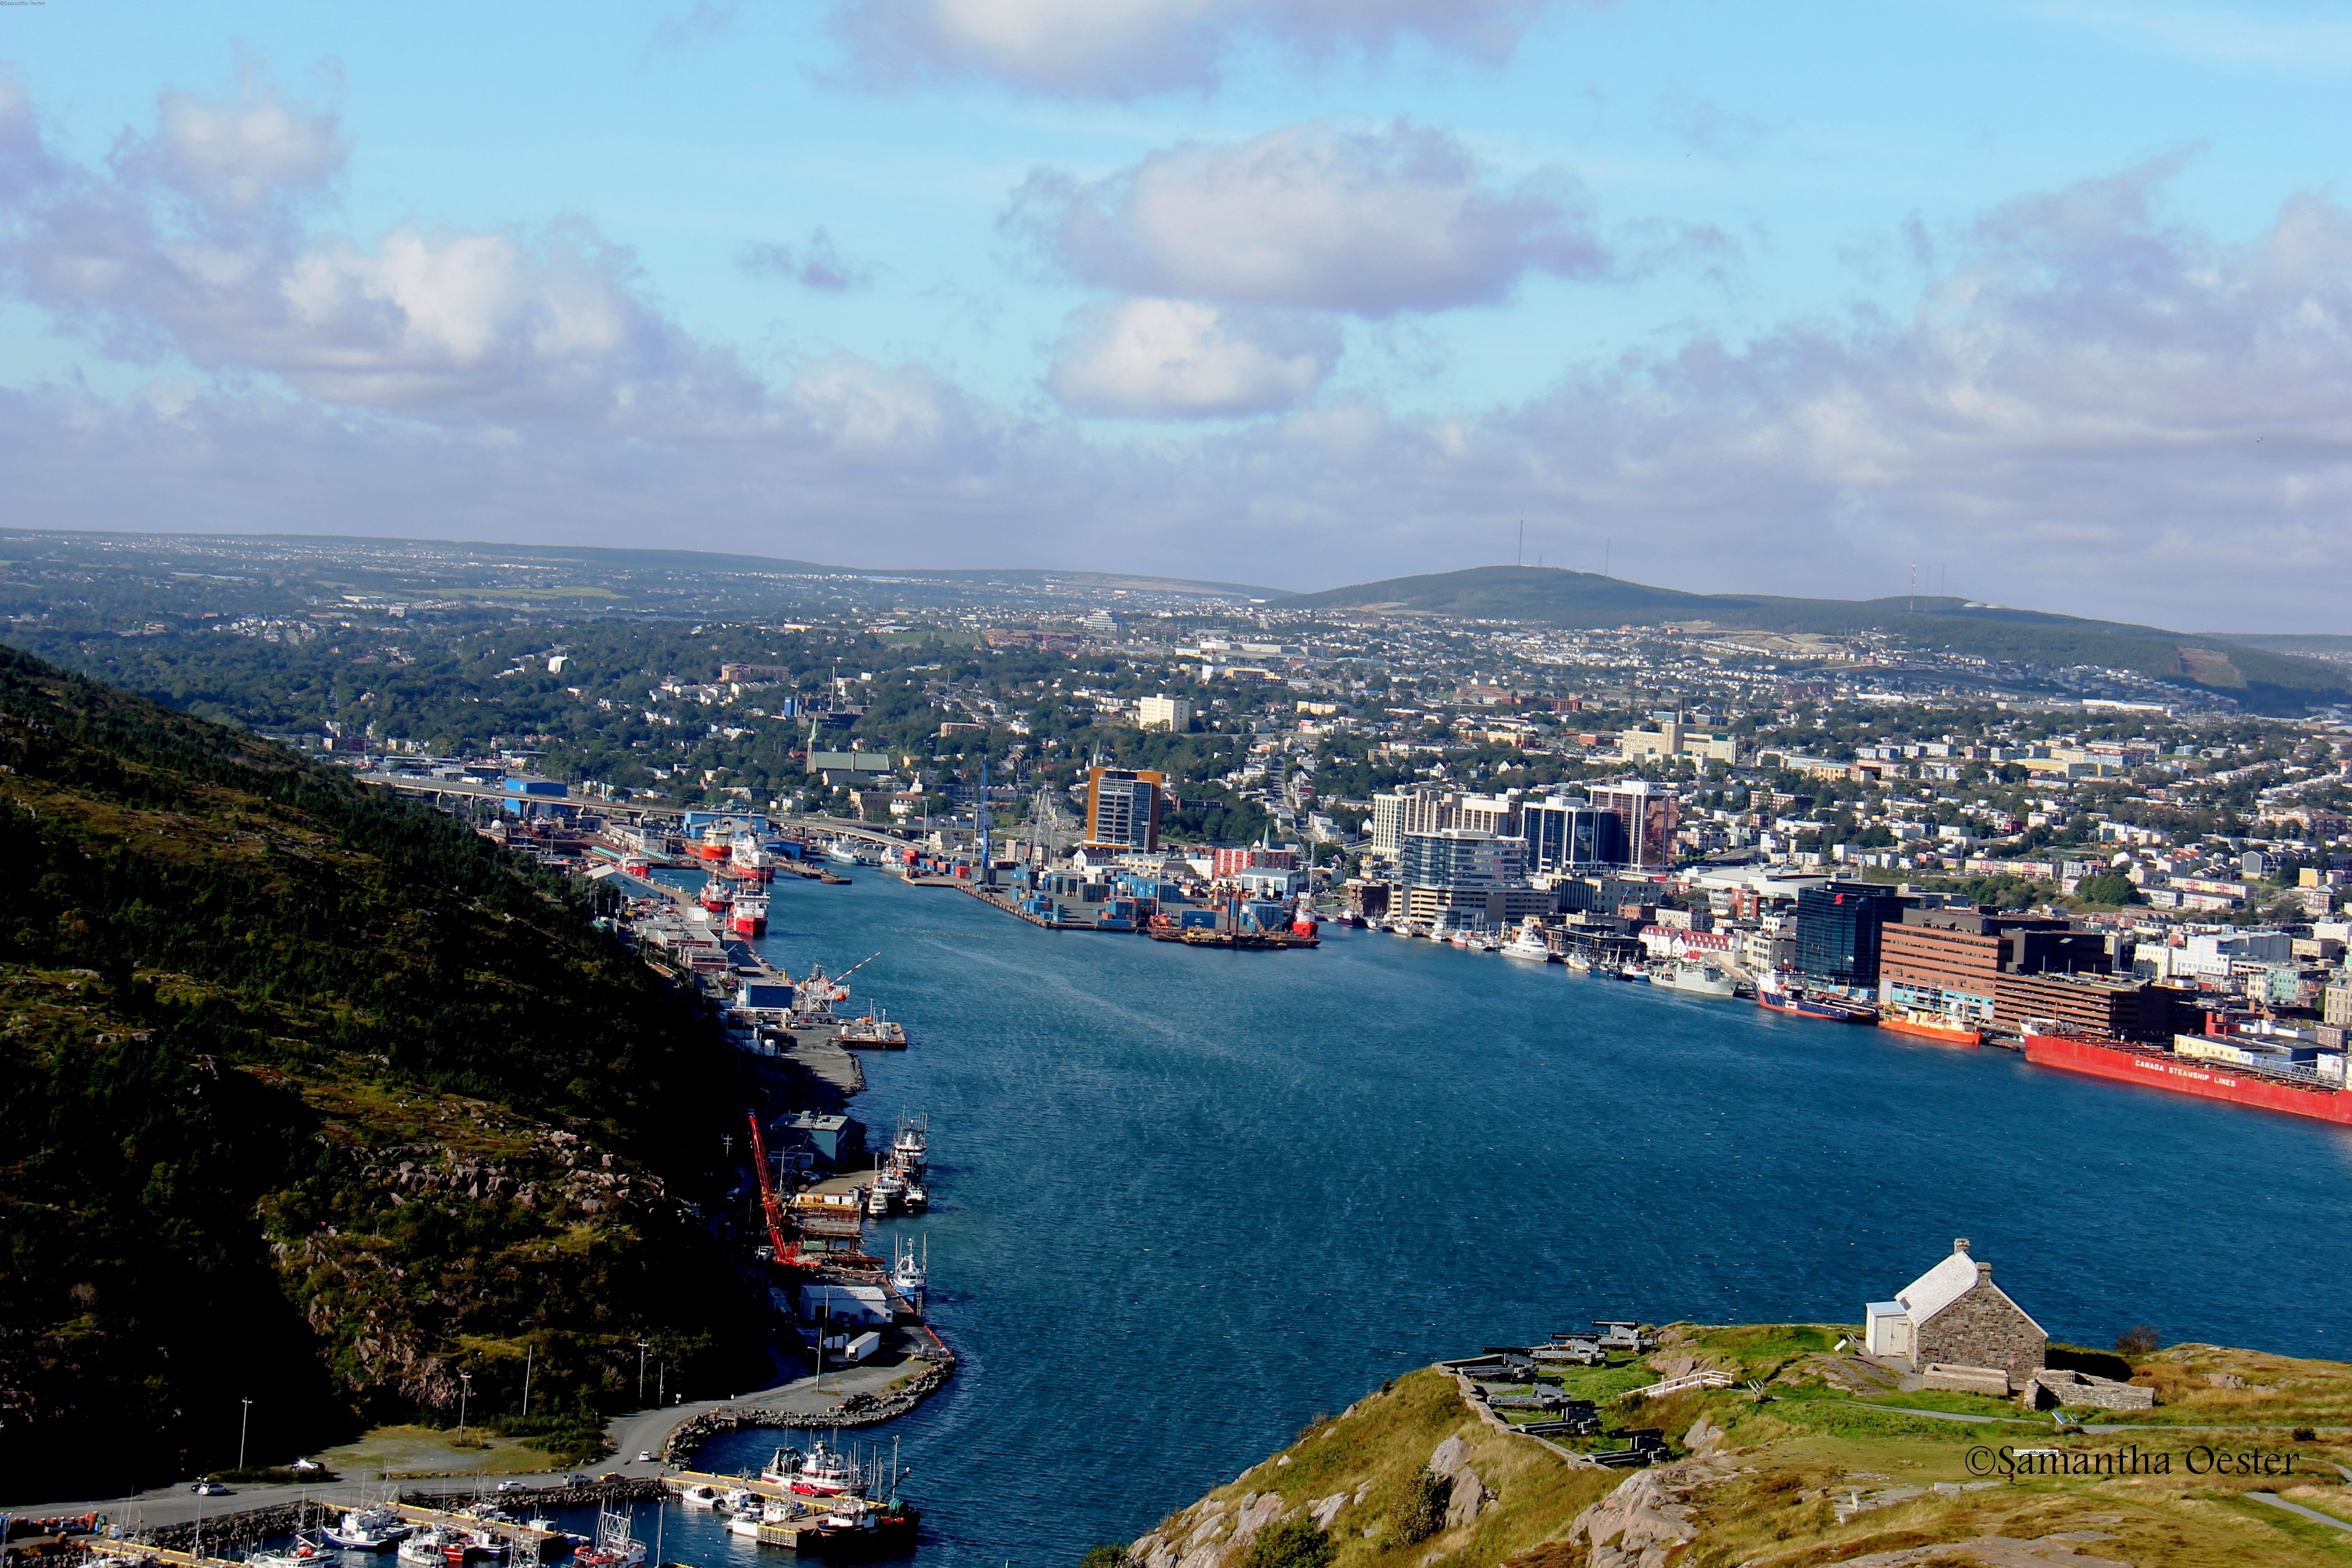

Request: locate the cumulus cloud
(739, 227), (879, 292)
(1008, 120), (1606, 317)
(825, 0), (1562, 98)
(1048, 297), (1338, 417)
(4, 79), (2350, 628)
(0, 68), (757, 423)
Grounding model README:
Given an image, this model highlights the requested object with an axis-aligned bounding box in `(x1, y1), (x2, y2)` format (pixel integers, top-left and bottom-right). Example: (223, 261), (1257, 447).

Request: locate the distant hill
(1281, 566), (2352, 711)
(0, 648), (762, 1495)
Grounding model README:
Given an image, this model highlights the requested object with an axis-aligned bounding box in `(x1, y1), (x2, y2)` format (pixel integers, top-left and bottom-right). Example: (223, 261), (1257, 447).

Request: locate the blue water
(676, 871), (2352, 1565)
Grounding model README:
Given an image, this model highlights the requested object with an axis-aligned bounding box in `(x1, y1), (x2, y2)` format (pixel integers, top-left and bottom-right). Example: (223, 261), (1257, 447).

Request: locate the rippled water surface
(664, 871), (2352, 1565)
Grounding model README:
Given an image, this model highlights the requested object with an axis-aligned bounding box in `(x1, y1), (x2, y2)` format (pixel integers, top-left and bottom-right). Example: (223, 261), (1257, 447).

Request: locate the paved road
(6, 1364), (910, 1527)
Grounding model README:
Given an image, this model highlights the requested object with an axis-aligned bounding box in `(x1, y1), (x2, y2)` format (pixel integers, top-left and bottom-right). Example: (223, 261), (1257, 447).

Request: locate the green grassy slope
(0, 647), (763, 1498)
(1280, 566), (2352, 710)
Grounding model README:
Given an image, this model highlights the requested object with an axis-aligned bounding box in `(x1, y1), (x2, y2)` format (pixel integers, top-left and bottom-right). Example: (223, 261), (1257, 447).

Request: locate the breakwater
(662, 1366), (954, 1460)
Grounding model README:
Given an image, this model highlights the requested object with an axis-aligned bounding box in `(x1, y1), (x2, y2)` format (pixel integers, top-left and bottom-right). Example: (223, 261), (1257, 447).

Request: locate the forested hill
(0, 647), (762, 1498)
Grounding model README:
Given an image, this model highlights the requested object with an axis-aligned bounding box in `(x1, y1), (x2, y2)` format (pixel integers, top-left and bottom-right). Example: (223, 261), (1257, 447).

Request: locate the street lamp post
(238, 1398), (252, 1472)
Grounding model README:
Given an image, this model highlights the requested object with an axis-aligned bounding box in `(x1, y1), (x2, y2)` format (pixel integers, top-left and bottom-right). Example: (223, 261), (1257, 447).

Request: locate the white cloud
(1048, 297), (1338, 417)
(739, 227), (879, 292)
(1008, 120), (1607, 316)
(826, 0), (1563, 98)
(0, 70), (758, 424)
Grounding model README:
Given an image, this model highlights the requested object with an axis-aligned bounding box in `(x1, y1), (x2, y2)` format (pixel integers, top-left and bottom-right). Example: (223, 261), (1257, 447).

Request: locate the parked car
(565, 1475), (591, 1488)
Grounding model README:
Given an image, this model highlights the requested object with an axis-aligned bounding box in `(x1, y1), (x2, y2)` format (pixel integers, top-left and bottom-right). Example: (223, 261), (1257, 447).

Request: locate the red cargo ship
(1879, 1009), (1982, 1047)
(2021, 1022), (2352, 1126)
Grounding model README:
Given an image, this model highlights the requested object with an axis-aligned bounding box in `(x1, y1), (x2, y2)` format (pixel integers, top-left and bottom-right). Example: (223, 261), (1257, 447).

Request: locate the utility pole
(458, 1372), (471, 1442)
(637, 1341), (650, 1405)
(522, 1345), (533, 1419)
(239, 1398), (252, 1472)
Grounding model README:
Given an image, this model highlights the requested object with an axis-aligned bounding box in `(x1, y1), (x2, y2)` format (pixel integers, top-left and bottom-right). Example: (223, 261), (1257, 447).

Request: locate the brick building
(1880, 906), (2113, 1029)
(1864, 1238), (2047, 1385)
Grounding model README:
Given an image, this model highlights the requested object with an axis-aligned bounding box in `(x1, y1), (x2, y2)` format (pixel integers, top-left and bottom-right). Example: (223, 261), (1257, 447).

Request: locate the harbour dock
(385, 1502), (562, 1558)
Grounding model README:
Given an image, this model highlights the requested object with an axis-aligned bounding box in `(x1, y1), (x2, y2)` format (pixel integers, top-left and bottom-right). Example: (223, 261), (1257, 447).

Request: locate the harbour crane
(745, 1112), (796, 1266)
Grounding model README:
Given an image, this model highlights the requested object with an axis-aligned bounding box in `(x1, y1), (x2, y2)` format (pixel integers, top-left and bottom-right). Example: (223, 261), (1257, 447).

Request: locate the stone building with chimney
(1864, 1238), (2047, 1384)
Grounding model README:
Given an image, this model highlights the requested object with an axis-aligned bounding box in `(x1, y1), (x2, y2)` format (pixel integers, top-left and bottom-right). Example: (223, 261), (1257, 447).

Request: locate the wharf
(83, 1546), (242, 1568)
(386, 1503), (562, 1558)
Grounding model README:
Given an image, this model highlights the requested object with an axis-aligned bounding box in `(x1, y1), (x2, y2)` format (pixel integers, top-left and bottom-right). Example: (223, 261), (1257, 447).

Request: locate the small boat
(249, 1509), (333, 1568)
(892, 1234), (928, 1312)
(1615, 962), (1648, 982)
(717, 1489), (757, 1515)
(570, 1504), (644, 1568)
(327, 1508), (412, 1552)
(899, 1179), (928, 1213)
(676, 1485), (721, 1509)
(786, 1441), (867, 1498)
(1564, 950), (1593, 972)
(396, 1530), (447, 1568)
(835, 1009), (907, 1049)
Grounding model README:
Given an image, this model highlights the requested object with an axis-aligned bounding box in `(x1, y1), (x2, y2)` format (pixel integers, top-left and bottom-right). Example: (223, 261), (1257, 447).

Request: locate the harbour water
(687, 869), (2352, 1564)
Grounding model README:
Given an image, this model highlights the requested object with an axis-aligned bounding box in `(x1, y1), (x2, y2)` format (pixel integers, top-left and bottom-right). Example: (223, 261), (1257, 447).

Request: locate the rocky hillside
(1127, 1326), (2352, 1568)
(0, 647), (764, 1497)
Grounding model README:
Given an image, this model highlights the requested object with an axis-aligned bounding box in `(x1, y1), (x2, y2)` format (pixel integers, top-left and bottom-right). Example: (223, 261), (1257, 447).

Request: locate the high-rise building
(1398, 828), (1552, 924)
(1794, 884), (1911, 990)
(1519, 794), (1623, 874)
(1084, 767), (1166, 851)
(1137, 695), (1194, 731)
(1587, 780), (1680, 871)
(1371, 786), (1461, 854)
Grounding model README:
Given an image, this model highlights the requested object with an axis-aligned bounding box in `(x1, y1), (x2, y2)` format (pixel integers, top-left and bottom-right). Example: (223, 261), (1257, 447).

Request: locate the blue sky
(2, 1), (2350, 625)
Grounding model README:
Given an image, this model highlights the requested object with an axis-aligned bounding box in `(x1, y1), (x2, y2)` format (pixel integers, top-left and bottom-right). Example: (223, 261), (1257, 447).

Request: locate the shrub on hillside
(1236, 1519), (1333, 1568)
(1392, 1470), (1450, 1544)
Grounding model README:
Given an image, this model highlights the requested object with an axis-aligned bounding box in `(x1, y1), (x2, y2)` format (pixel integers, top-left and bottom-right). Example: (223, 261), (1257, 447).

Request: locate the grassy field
(313, 1425), (564, 1481)
(1130, 1325), (2352, 1568)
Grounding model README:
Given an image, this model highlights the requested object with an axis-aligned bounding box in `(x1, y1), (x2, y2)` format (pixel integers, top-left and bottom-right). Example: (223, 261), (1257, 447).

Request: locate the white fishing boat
(395, 1530), (446, 1568)
(890, 1115), (929, 1174)
(899, 1178), (928, 1213)
(326, 1506), (412, 1552)
(891, 1233), (928, 1313)
(676, 1484), (720, 1509)
(570, 1504), (643, 1568)
(762, 1441), (867, 1498)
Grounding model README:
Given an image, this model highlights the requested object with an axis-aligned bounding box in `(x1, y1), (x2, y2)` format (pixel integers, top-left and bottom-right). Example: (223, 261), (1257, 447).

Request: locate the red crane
(745, 1112), (796, 1266)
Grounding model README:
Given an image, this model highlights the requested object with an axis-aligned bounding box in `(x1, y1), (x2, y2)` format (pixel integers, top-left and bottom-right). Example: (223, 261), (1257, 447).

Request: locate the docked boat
(1661, 962), (1738, 997)
(835, 1009), (907, 1049)
(892, 1234), (928, 1313)
(570, 1504), (644, 1568)
(899, 1177), (928, 1212)
(866, 1166), (903, 1216)
(1880, 1009), (1983, 1046)
(730, 893), (769, 938)
(249, 1510), (333, 1568)
(2022, 1021), (2352, 1124)
(891, 1115), (929, 1175)
(1755, 971), (1877, 1022)
(677, 1484), (721, 1509)
(729, 833), (775, 882)
(327, 1508), (412, 1552)
(697, 877), (733, 913)
(762, 1441), (868, 1498)
(395, 1531), (447, 1568)
(1500, 926), (1555, 961)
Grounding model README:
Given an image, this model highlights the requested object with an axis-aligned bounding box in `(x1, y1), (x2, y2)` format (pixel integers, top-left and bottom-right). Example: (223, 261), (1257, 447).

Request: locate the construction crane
(745, 1112), (795, 1266)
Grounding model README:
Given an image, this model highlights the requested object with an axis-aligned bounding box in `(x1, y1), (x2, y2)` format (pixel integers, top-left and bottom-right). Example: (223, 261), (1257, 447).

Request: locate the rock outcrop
(1565, 1454), (1740, 1568)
